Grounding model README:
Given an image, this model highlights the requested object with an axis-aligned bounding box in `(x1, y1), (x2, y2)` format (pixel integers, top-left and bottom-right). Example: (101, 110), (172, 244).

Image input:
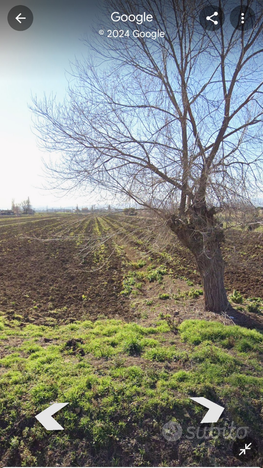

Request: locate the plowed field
(0, 213), (262, 326)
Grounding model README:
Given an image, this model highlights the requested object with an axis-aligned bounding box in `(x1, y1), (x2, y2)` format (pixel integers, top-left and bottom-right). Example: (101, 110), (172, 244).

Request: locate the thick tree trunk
(168, 208), (230, 313)
(192, 243), (229, 312)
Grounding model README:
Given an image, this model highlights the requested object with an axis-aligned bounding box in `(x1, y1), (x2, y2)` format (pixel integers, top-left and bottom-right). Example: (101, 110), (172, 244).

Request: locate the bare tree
(32, 0), (263, 313)
(11, 199), (21, 216)
(21, 197), (34, 215)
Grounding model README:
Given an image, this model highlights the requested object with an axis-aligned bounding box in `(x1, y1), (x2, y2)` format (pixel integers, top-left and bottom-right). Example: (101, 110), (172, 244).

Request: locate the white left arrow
(16, 13), (26, 23)
(35, 402), (69, 430)
(190, 397), (224, 423)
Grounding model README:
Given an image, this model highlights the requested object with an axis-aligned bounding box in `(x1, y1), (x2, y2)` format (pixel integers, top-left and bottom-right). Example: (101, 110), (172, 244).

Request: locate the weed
(145, 299), (153, 306)
(120, 274), (137, 295)
(159, 252), (173, 262)
(144, 346), (175, 362)
(186, 280), (194, 286)
(147, 266), (167, 283)
(131, 289), (139, 297)
(134, 271), (146, 281)
(140, 312), (149, 319)
(123, 337), (143, 356)
(10, 436), (20, 449)
(188, 288), (203, 299)
(247, 302), (261, 314)
(249, 296), (262, 303)
(159, 293), (170, 300)
(173, 289), (187, 301)
(130, 260), (146, 269)
(230, 290), (243, 304)
(164, 313), (180, 334)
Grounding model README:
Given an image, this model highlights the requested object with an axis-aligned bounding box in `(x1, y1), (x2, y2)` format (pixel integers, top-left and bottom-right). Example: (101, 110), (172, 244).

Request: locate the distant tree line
(2, 197), (36, 216)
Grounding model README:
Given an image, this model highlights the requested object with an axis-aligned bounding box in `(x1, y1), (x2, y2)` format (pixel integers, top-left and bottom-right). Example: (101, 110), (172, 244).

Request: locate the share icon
(199, 5), (225, 31)
(206, 11), (219, 25)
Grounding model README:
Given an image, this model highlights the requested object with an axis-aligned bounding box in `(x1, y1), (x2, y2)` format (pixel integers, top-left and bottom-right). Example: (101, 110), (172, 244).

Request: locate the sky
(0, 0), (105, 209)
(1, 1), (263, 210)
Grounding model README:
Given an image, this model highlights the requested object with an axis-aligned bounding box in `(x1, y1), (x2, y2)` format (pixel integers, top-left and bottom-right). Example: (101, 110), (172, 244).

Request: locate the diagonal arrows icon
(190, 397), (224, 423)
(35, 402), (69, 430)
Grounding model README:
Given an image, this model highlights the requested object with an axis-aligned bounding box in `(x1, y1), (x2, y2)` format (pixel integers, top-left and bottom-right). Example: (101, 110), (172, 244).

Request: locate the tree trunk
(192, 243), (229, 313)
(168, 209), (230, 313)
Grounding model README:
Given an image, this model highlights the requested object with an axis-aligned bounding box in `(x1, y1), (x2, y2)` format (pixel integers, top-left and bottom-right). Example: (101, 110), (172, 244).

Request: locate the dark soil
(223, 229), (263, 298)
(0, 217), (262, 329)
(0, 218), (129, 325)
(166, 229), (263, 299)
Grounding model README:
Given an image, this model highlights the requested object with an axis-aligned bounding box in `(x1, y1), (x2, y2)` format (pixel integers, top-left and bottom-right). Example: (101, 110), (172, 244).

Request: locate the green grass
(0, 315), (263, 466)
(120, 265), (168, 296)
(179, 319), (263, 349)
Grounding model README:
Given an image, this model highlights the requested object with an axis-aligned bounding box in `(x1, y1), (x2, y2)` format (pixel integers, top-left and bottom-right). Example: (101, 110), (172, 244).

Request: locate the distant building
(0, 210), (15, 216)
(23, 208), (35, 215)
(123, 208), (137, 216)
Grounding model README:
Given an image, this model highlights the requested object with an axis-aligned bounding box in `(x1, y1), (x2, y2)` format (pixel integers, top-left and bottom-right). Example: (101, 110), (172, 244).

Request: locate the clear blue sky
(0, 0), (104, 209)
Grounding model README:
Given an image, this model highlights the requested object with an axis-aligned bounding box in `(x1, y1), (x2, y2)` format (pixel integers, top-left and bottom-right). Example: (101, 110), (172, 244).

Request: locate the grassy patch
(0, 316), (263, 466)
(179, 319), (263, 350)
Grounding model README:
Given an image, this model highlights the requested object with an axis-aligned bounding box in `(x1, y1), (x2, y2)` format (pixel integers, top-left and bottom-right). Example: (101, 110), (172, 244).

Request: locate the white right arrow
(190, 397), (224, 423)
(35, 402), (68, 430)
